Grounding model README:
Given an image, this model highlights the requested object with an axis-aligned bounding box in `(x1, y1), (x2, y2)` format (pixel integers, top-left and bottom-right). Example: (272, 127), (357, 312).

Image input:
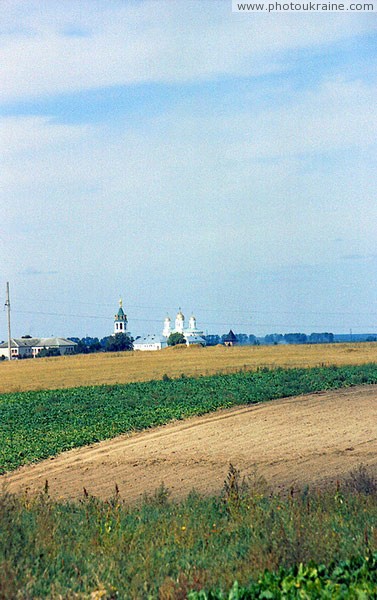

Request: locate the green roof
(115, 307), (127, 321)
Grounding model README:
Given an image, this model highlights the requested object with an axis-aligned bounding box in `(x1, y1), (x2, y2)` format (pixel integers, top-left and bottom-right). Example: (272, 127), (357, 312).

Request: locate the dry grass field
(1, 342), (377, 394)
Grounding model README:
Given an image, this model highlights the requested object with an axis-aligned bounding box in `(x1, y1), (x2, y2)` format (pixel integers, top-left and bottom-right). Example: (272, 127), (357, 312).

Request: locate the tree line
(67, 333), (133, 355)
(204, 332), (335, 346)
(67, 331), (336, 354)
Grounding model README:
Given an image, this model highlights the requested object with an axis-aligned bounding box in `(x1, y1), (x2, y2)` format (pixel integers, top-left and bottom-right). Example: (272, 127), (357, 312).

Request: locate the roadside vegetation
(1, 465), (376, 599)
(1, 363), (377, 474)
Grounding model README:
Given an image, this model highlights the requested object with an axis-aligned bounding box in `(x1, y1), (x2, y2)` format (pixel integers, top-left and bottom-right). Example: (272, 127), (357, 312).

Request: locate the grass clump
(344, 464), (377, 496)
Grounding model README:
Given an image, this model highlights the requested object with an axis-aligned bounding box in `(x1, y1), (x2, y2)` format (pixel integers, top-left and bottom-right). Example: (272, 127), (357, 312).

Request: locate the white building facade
(133, 334), (167, 351)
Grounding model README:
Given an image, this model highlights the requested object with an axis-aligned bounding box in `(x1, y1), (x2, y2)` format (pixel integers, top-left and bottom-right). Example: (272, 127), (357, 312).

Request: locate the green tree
(36, 347), (61, 358)
(105, 333), (133, 352)
(71, 337), (103, 354)
(167, 332), (186, 346)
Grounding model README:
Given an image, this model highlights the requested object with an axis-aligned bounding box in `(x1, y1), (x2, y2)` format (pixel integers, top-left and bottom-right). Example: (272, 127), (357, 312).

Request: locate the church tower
(189, 314), (197, 330)
(163, 315), (172, 338)
(175, 309), (185, 334)
(114, 298), (128, 334)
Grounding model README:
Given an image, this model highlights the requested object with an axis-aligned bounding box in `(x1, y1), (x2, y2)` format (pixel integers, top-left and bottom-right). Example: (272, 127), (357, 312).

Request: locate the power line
(10, 309), (376, 331)
(12, 310), (157, 323)
(12, 297), (377, 318)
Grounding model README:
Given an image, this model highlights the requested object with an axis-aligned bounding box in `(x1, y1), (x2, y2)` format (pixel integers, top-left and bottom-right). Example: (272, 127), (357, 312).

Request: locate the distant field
(1, 342), (377, 393)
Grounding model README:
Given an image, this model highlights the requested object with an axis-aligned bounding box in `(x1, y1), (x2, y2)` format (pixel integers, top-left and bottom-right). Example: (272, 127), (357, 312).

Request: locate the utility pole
(5, 282), (11, 360)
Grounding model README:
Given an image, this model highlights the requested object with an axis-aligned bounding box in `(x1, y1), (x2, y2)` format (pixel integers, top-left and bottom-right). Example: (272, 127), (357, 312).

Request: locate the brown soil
(3, 385), (377, 502)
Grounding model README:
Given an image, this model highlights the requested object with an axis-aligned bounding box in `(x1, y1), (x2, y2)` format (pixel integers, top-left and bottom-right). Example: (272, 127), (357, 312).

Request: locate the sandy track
(3, 385), (377, 502)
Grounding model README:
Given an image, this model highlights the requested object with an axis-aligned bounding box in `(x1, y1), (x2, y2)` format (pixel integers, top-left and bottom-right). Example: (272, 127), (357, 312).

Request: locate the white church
(132, 308), (206, 351)
(162, 309), (206, 346)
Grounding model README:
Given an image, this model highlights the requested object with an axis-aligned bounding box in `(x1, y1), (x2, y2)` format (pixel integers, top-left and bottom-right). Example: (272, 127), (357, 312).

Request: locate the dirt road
(3, 385), (377, 501)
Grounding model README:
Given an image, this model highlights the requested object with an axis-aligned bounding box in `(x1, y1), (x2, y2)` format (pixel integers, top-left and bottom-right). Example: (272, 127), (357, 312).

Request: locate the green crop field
(1, 363), (377, 475)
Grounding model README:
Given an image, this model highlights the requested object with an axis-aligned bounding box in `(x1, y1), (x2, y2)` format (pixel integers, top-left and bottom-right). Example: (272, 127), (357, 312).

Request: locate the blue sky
(1, 0), (377, 338)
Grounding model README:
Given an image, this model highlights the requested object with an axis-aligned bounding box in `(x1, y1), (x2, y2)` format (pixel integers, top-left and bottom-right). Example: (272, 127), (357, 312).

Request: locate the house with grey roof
(0, 337), (77, 359)
(133, 334), (167, 352)
(185, 334), (206, 346)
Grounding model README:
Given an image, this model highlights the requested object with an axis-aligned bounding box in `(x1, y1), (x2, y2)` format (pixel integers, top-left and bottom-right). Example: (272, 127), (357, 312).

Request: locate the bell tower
(114, 298), (128, 334)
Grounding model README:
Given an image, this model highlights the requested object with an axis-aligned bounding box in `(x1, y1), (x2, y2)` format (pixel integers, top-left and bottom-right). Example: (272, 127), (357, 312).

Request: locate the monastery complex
(134, 307), (207, 351)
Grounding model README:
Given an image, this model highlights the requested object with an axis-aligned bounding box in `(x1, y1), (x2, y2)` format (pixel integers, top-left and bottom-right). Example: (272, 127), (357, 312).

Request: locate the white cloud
(1, 73), (376, 281)
(218, 77), (377, 158)
(1, 1), (376, 102)
(0, 116), (89, 155)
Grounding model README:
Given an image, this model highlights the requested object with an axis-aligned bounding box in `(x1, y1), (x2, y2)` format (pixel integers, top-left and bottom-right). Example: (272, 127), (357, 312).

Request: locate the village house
(133, 334), (167, 351)
(0, 337), (77, 359)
